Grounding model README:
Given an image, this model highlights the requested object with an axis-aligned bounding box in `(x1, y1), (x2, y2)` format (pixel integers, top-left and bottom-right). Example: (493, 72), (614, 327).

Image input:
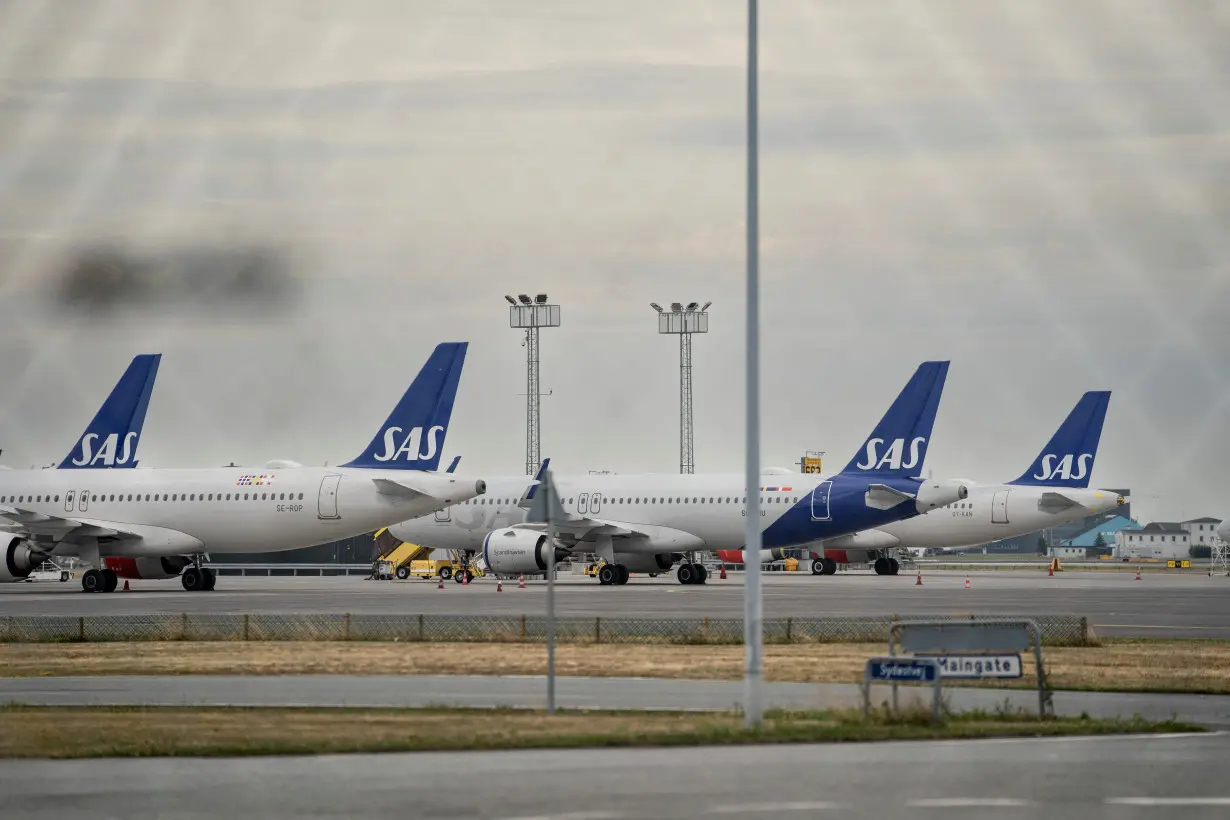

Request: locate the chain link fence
(0, 613), (1094, 646)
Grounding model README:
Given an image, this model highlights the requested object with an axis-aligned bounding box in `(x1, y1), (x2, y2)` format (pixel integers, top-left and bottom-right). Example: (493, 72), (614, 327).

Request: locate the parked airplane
(0, 343), (487, 592)
(57, 353), (162, 470)
(388, 361), (969, 585)
(716, 390), (1125, 575)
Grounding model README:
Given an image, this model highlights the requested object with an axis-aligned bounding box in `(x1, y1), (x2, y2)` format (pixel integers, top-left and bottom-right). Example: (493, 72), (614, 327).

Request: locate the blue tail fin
(523, 458), (551, 502)
(445, 456), (461, 474)
(840, 361), (950, 478)
(1007, 391), (1110, 488)
(59, 354), (161, 469)
(341, 342), (467, 471)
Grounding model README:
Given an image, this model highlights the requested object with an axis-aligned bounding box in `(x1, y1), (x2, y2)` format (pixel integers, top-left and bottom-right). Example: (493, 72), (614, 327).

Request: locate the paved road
(4, 732), (1228, 819)
(4, 674), (1230, 727)
(4, 571), (1228, 638)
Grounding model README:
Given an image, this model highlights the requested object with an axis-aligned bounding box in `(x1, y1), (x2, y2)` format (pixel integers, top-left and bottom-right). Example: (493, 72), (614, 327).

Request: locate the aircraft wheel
(202, 568), (217, 590)
(823, 558), (838, 575)
(102, 570), (118, 593)
(811, 558), (825, 576)
(616, 565), (630, 585)
(695, 564), (708, 585)
(181, 568), (204, 591)
(873, 558), (887, 575)
(888, 558), (900, 576)
(676, 563), (695, 585)
(81, 569), (105, 593)
(598, 564), (619, 585)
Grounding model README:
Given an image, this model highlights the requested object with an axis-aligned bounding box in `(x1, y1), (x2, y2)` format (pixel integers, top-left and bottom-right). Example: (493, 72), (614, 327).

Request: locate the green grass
(0, 704), (1201, 759)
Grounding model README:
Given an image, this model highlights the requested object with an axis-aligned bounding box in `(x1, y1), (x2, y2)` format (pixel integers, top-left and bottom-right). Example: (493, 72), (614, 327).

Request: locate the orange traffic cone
(497, 579), (503, 592)
(463, 572), (470, 585)
(719, 565), (727, 580)
(964, 576), (971, 590)
(1135, 567), (1142, 581)
(1048, 564), (1054, 577)
(518, 574), (526, 589)
(122, 579), (131, 592)
(915, 571), (923, 586)
(437, 575), (445, 589)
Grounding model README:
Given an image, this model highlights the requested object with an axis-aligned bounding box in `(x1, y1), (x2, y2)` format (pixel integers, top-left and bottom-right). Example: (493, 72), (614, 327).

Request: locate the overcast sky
(0, 0), (1227, 523)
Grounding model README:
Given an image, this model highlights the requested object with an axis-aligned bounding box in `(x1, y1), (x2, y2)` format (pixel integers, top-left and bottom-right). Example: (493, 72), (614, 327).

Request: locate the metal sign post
(526, 467), (566, 716)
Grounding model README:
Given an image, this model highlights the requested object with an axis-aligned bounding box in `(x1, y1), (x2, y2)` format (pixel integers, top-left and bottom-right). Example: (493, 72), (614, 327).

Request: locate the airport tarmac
(4, 673), (1229, 726)
(3, 570), (1227, 638)
(4, 731), (1227, 820)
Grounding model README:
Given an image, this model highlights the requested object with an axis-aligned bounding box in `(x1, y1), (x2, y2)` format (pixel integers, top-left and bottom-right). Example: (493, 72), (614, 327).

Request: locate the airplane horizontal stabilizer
(1038, 491), (1080, 511)
(371, 477), (429, 500)
(865, 484), (915, 510)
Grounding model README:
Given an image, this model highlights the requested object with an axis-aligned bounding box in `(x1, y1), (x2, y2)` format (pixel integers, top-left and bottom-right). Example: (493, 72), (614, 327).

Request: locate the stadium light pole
(505, 294), (561, 475)
(650, 301), (711, 473)
(743, 0), (763, 730)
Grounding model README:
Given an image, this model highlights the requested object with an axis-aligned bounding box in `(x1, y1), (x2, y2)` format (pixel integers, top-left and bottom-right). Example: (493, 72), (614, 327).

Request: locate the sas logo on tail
(71, 432), (138, 467)
(1033, 453), (1093, 482)
(373, 425), (445, 463)
(855, 437), (926, 471)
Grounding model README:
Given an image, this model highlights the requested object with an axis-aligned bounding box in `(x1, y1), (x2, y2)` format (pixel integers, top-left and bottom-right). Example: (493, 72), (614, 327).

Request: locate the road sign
(863, 657), (942, 723)
(867, 658), (939, 682)
(922, 654), (1023, 679)
(899, 622), (1031, 653)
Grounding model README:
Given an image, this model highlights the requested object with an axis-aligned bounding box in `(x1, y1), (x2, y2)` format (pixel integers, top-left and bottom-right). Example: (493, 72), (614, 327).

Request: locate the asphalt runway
(4, 571), (1228, 638)
(4, 731), (1228, 819)
(4, 673), (1229, 727)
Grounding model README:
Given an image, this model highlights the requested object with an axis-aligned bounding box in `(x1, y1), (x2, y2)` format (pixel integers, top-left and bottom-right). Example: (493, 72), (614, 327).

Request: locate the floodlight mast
(506, 293), (561, 475)
(651, 300), (709, 474)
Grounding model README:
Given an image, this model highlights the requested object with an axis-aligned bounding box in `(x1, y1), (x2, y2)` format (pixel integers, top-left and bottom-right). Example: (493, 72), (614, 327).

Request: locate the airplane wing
(510, 516), (704, 552)
(0, 505), (138, 545)
(864, 484), (915, 510)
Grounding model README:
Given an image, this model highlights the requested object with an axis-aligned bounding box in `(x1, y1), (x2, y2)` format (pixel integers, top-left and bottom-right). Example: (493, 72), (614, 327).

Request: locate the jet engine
(1, 536), (46, 583)
(914, 478), (969, 513)
(103, 556), (191, 580)
(483, 528), (569, 574)
(713, 548), (789, 565)
(614, 553), (679, 574)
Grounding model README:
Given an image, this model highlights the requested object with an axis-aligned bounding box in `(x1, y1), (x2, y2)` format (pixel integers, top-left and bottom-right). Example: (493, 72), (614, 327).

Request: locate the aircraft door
(992, 489), (1010, 524)
(318, 474), (342, 520)
(591, 493), (602, 514)
(810, 481), (833, 521)
(78, 489), (89, 512)
(434, 505), (452, 523)
(64, 490), (75, 513)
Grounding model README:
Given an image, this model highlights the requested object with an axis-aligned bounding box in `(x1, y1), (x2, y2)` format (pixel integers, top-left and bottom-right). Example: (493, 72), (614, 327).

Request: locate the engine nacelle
(103, 556), (191, 580)
(914, 478), (969, 513)
(1, 537), (46, 583)
(615, 553), (679, 574)
(483, 528), (569, 574)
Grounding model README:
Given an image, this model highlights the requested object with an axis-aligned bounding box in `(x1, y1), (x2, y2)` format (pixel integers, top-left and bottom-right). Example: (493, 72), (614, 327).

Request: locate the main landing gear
(810, 557), (838, 576)
(675, 563), (707, 585)
(598, 564), (629, 585)
(81, 568), (118, 593)
(181, 565), (217, 591)
(873, 557), (901, 576)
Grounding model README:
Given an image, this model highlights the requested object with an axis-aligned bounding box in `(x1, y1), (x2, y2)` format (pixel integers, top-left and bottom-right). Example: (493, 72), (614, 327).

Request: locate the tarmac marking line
(707, 801), (845, 813)
(1105, 797), (1230, 806)
(906, 798), (1034, 808)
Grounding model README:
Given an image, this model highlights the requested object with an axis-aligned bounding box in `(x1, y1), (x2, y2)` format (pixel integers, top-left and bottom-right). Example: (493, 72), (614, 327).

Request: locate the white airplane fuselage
(389, 470), (955, 556)
(0, 466), (484, 558)
(856, 482), (1126, 550)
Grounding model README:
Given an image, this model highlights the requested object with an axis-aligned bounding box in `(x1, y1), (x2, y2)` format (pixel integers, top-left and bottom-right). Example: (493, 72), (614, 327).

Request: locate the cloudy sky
(0, 0), (1227, 523)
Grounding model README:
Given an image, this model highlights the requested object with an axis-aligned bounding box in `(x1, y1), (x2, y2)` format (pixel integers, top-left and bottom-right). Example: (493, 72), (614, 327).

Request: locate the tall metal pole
(680, 331), (694, 474)
(743, 0), (763, 729)
(526, 325), (540, 476)
(546, 477), (556, 716)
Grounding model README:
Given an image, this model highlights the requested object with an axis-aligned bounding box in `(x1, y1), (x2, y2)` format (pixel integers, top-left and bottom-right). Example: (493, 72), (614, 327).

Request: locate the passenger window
(55, 495), (60, 503)
(298, 493), (304, 500)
